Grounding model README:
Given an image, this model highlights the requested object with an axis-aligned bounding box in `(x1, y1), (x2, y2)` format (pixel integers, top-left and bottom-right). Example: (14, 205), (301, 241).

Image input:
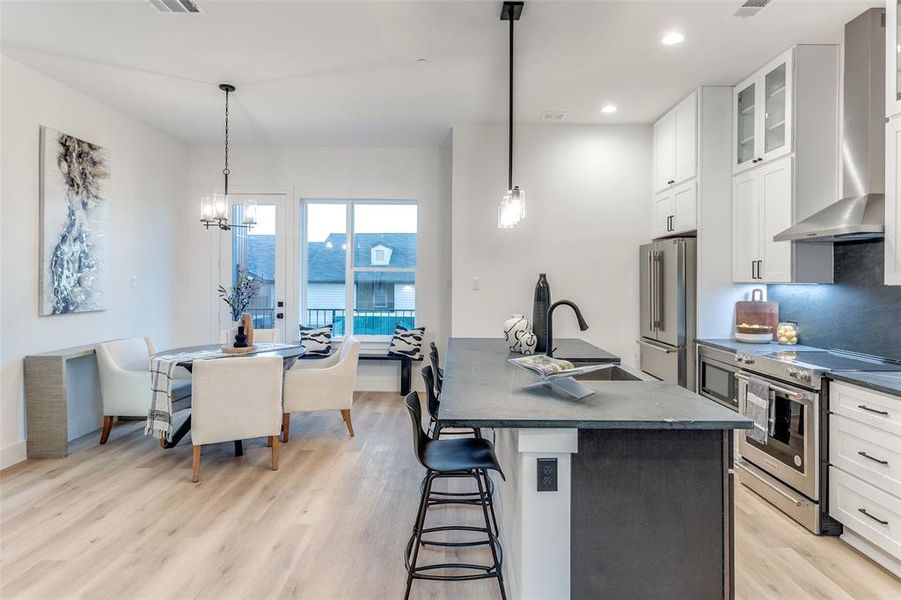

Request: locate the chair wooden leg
(192, 446), (202, 483)
(282, 413), (291, 443)
(341, 409), (355, 437)
(270, 436), (279, 471)
(99, 416), (114, 445)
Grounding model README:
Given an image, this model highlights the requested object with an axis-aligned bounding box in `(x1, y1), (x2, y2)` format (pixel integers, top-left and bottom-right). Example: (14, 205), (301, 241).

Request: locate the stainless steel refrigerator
(639, 238), (696, 390)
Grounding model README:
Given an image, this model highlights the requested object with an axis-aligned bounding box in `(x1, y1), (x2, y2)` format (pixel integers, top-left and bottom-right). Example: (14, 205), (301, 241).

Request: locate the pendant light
(200, 84), (257, 231)
(498, 1), (525, 229)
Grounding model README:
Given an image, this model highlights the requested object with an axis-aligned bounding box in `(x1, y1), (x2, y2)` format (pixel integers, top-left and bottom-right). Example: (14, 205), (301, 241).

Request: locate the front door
(220, 193), (289, 342)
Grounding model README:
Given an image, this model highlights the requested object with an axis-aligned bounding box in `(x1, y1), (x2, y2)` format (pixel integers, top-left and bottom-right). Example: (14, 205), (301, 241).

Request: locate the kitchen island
(438, 338), (752, 600)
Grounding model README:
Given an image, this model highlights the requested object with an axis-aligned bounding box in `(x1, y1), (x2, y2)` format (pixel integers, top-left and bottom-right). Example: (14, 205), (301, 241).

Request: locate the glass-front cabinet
(733, 48), (793, 173)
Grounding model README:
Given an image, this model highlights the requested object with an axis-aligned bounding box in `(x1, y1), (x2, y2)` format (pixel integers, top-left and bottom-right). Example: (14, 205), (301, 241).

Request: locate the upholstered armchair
(190, 356), (283, 482)
(282, 336), (361, 442)
(96, 337), (191, 445)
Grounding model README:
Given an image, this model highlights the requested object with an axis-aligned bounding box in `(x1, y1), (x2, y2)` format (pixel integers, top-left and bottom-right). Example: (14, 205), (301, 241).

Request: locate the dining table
(151, 343), (305, 452)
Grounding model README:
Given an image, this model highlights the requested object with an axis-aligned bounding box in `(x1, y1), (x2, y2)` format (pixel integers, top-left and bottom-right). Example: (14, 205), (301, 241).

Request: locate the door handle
(857, 451), (889, 466)
(637, 339), (677, 353)
(751, 260), (758, 280)
(276, 312), (284, 320)
(756, 260), (763, 280)
(857, 508), (889, 526)
(857, 404), (889, 416)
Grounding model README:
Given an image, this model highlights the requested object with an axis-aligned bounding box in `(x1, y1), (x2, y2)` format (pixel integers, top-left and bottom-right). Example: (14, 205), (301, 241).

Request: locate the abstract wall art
(39, 126), (109, 315)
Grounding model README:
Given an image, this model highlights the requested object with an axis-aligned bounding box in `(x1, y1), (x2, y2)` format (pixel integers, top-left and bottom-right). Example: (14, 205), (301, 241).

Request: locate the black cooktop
(762, 350), (901, 372)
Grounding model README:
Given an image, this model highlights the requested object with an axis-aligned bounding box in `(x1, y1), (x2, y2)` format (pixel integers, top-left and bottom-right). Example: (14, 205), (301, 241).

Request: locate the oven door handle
(734, 373), (805, 402)
(637, 339), (677, 353)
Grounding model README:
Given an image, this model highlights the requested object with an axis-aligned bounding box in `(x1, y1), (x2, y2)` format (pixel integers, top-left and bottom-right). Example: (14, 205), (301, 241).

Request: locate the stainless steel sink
(573, 365), (642, 381)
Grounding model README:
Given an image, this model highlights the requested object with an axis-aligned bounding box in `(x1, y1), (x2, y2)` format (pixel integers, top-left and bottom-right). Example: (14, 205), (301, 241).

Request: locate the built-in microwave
(697, 345), (738, 410)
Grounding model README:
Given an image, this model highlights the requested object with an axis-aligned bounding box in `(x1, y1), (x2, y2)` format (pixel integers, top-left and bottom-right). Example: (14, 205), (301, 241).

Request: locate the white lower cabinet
(886, 116), (901, 285)
(829, 382), (901, 576)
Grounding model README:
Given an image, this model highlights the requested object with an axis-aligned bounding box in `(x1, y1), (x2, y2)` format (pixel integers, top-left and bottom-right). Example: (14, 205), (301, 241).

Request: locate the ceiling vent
(540, 111), (567, 122)
(147, 0), (203, 14)
(733, 0), (772, 19)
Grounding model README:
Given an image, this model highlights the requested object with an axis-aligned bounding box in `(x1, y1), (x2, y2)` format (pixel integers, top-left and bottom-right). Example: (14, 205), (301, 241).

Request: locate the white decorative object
(504, 314), (530, 352)
(516, 329), (537, 355)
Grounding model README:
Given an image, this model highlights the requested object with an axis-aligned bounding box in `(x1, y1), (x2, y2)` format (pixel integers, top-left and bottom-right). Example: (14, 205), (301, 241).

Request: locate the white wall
(180, 145), (452, 391)
(451, 124), (652, 368)
(0, 57), (188, 468)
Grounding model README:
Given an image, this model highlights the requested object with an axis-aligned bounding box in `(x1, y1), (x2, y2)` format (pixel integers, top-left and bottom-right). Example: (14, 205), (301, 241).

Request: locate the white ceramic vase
(516, 329), (538, 355)
(504, 314), (531, 352)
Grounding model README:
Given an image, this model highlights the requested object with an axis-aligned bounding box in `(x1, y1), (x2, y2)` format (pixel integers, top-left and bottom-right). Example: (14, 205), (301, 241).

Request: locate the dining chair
(190, 355), (283, 483)
(96, 337), (191, 444)
(282, 336), (361, 442)
(219, 328), (277, 344)
(428, 342), (443, 395)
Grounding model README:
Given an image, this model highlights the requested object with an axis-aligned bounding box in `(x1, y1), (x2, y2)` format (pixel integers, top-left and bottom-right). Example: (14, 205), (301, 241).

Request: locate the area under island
(437, 338), (752, 600)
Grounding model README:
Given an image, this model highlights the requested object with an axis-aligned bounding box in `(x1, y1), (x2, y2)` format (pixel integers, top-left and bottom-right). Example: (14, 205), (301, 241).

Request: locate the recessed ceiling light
(661, 31), (685, 46)
(601, 104), (618, 114)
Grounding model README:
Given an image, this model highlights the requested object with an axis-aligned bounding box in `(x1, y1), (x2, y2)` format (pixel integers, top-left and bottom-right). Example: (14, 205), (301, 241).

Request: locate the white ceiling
(1, 0), (877, 147)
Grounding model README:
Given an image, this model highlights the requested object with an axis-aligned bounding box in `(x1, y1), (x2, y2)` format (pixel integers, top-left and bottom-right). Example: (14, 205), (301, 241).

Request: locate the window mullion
(345, 201), (354, 337)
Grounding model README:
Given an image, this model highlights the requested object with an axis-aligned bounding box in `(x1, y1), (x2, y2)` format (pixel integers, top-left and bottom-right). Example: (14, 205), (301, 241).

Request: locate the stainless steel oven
(736, 373), (819, 502)
(697, 345), (738, 410)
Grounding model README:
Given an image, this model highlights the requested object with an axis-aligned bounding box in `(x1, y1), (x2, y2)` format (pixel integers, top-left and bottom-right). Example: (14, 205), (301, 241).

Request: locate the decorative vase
(516, 329), (537, 355)
(532, 273), (551, 353)
(504, 314), (531, 352)
(234, 325), (248, 348)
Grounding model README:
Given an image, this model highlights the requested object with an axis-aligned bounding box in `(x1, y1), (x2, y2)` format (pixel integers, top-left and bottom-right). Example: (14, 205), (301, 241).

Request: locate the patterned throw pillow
(299, 325), (333, 355)
(388, 324), (425, 359)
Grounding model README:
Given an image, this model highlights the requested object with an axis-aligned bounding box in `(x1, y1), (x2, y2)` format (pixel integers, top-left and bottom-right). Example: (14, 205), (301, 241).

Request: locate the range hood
(775, 8), (885, 242)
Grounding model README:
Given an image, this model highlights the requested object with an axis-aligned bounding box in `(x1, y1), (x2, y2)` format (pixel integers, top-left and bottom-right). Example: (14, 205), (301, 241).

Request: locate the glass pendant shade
(213, 193), (228, 220)
(242, 199), (258, 225)
(200, 196), (214, 222)
(498, 186), (525, 229)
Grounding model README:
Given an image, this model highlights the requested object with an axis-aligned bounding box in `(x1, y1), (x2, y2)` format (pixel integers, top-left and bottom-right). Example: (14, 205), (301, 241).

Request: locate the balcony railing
(306, 308), (415, 336)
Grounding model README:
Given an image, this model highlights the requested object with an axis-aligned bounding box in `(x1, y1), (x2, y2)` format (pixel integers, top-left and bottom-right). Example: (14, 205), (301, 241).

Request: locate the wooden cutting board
(735, 289), (779, 340)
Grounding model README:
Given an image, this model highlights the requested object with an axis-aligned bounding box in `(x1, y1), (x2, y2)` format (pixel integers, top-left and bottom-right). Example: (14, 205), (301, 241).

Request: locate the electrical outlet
(537, 458), (557, 492)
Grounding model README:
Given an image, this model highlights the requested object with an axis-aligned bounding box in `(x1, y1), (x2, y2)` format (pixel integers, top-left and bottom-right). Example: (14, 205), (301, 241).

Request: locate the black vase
(234, 325), (248, 348)
(532, 273), (551, 353)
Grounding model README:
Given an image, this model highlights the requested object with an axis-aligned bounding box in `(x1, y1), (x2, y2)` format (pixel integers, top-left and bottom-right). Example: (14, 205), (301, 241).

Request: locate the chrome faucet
(545, 300), (589, 358)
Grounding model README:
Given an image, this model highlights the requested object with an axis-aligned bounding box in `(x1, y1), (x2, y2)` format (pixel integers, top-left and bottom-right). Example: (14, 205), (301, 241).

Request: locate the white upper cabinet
(731, 45), (837, 284)
(653, 91), (697, 193)
(732, 156), (792, 283)
(733, 49), (793, 174)
(887, 0), (901, 119)
(887, 116), (901, 285)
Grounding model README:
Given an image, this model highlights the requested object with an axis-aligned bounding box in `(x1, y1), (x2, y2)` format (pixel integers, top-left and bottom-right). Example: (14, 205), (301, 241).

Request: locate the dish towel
(145, 348), (225, 441)
(745, 377), (771, 445)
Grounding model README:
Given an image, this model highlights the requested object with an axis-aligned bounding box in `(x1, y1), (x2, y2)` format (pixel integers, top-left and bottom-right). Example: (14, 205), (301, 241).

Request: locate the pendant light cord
(223, 88), (230, 196)
(508, 15), (514, 191)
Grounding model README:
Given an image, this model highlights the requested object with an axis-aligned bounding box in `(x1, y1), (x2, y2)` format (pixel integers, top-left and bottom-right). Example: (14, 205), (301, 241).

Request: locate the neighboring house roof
(308, 233), (416, 284)
(243, 235), (276, 282)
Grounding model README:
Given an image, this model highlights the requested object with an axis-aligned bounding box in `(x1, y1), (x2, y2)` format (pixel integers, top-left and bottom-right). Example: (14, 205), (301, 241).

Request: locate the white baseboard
(0, 440), (27, 470)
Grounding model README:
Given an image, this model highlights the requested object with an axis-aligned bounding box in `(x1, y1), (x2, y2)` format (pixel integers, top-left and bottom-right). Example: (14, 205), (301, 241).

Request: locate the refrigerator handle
(654, 251), (663, 329)
(647, 249), (655, 332)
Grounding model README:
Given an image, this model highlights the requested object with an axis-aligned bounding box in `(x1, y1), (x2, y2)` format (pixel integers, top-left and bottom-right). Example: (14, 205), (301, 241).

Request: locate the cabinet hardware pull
(857, 451), (889, 465)
(858, 404), (890, 416)
(858, 508), (889, 526)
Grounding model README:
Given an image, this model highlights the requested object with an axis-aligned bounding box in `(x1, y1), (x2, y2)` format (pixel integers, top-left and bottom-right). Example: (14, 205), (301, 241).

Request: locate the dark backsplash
(768, 240), (901, 361)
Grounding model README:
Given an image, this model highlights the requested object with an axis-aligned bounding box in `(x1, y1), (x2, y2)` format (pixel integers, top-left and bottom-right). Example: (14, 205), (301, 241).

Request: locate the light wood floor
(1, 392), (899, 599)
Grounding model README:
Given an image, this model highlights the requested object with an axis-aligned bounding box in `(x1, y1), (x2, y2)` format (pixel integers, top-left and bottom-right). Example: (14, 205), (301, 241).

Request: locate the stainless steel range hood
(775, 8), (885, 243)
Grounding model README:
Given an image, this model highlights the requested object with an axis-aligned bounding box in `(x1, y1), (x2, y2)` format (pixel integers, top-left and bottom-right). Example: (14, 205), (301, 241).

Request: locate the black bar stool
(421, 365), (481, 439)
(428, 342), (443, 394)
(403, 392), (506, 600)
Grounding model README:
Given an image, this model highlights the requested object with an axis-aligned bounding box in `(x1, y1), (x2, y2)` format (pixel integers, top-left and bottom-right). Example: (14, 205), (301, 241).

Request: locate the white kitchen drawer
(829, 467), (901, 559)
(830, 414), (901, 498)
(831, 382), (901, 436)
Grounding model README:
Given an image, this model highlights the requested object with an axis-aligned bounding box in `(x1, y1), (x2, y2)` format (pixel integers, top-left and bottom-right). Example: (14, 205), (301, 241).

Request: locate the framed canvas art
(39, 126), (109, 315)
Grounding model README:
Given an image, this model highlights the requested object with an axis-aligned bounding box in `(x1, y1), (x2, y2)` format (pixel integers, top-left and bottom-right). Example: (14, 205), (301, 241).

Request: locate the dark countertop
(438, 338), (752, 430)
(827, 371), (901, 398)
(546, 338), (620, 363)
(697, 338), (823, 354)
